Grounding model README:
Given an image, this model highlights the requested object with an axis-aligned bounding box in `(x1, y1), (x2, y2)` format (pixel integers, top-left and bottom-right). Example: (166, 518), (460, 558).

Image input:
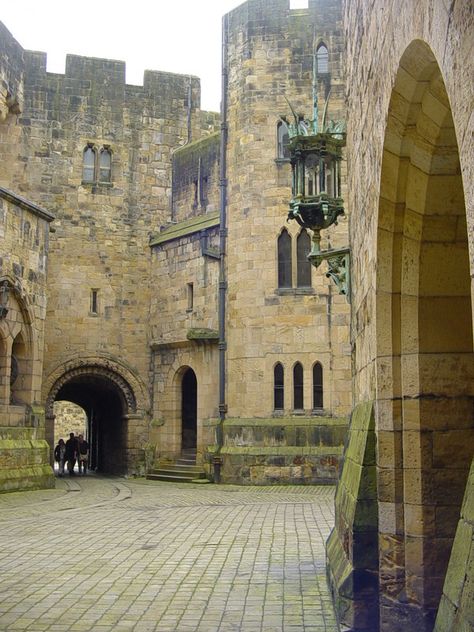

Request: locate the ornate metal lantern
(284, 99), (350, 298)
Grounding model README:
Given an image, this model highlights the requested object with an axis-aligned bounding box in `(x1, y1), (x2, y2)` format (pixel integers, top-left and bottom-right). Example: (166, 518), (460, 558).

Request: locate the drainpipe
(214, 13), (229, 483)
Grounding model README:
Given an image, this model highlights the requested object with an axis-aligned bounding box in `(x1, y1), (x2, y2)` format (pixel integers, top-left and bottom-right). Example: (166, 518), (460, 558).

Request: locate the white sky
(0, 0), (251, 112)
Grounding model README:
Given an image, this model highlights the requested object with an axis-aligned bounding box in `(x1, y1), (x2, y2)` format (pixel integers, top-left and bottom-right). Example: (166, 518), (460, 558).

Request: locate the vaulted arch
(375, 40), (473, 628)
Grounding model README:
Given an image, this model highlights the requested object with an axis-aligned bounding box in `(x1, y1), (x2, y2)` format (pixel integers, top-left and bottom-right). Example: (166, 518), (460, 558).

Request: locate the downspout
(214, 12), (229, 483)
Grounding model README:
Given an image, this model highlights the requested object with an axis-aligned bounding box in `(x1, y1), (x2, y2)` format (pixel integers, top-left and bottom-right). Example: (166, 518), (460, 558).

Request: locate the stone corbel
(308, 246), (350, 299)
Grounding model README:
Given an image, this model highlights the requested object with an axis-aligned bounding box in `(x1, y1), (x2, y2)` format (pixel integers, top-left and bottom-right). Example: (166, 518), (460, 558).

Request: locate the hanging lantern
(284, 97), (350, 297)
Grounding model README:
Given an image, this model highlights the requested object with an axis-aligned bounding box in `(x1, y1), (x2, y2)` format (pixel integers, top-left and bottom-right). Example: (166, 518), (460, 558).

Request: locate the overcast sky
(0, 0), (253, 112)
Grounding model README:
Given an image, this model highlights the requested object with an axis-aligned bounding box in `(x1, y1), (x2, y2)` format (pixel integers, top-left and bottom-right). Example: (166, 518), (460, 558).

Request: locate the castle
(0, 0), (472, 631)
(0, 0), (350, 487)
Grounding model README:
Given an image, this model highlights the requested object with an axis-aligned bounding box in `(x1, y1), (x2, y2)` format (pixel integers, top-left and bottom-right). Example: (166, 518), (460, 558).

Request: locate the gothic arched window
(293, 362), (304, 410)
(99, 148), (112, 183)
(277, 120), (290, 159)
(313, 362), (323, 409)
(297, 230), (312, 287)
(316, 44), (329, 74)
(82, 145), (96, 183)
(278, 229), (292, 288)
(274, 363), (284, 410)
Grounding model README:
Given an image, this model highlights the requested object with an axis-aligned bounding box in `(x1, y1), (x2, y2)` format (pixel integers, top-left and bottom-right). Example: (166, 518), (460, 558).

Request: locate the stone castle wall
(0, 21), (221, 473)
(53, 401), (87, 445)
(172, 132), (220, 221)
(0, 187), (54, 491)
(145, 0), (352, 473)
(0, 192), (52, 404)
(149, 212), (220, 460)
(1, 2), (351, 482)
(0, 22), (23, 122)
(15, 50), (205, 391)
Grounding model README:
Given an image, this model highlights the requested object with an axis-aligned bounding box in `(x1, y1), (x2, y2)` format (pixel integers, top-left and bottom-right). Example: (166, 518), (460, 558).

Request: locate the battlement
(226, 0), (342, 26)
(23, 51), (202, 108)
(0, 21), (203, 115)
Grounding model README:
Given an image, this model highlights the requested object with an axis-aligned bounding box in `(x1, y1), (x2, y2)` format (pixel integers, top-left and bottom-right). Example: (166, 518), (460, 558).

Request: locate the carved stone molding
(44, 355), (150, 418)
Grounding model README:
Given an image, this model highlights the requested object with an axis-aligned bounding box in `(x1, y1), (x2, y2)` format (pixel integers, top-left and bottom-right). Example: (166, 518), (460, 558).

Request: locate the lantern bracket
(309, 246), (350, 299)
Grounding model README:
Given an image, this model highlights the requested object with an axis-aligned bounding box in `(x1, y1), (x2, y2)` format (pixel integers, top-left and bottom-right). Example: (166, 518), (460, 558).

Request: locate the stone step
(146, 472), (207, 483)
(179, 451), (197, 463)
(148, 467), (206, 479)
(146, 452), (207, 483)
(176, 458), (197, 466)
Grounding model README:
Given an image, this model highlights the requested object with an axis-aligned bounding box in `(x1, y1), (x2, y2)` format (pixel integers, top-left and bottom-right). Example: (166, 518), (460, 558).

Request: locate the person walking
(64, 432), (78, 475)
(77, 434), (89, 475)
(54, 438), (66, 476)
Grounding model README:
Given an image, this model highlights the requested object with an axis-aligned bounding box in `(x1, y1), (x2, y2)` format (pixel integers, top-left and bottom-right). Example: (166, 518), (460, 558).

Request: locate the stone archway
(375, 40), (474, 630)
(45, 357), (150, 475)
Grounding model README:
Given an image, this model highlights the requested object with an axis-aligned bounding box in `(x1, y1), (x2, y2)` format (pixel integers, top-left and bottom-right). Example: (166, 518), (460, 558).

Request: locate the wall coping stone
(150, 211), (219, 247)
(0, 186), (54, 222)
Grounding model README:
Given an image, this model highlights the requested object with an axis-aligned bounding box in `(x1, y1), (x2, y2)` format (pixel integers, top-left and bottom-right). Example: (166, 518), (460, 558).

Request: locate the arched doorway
(46, 363), (141, 475)
(181, 368), (197, 451)
(376, 40), (474, 629)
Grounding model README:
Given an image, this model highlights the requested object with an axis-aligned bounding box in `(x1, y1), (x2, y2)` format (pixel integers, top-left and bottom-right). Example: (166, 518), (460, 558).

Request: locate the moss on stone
(223, 416), (348, 427)
(0, 464), (54, 493)
(221, 445), (344, 456)
(186, 328), (219, 341)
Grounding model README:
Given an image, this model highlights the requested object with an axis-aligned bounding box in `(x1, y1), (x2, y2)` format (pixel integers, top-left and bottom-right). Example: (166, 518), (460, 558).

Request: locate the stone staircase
(146, 449), (209, 483)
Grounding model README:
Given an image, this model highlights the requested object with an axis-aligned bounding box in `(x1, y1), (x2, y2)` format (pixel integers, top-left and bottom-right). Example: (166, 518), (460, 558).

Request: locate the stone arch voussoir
(44, 354), (150, 418)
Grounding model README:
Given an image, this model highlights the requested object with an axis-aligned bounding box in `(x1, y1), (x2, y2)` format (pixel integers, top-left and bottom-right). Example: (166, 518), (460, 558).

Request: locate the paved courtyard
(0, 477), (338, 632)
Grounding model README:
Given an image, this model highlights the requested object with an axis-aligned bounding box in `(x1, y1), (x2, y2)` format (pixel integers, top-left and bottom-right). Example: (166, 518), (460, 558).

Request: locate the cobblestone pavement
(0, 476), (338, 632)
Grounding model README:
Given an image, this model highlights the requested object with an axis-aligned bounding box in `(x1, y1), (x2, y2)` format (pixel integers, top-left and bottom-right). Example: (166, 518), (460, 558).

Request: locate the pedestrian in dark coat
(54, 438), (66, 476)
(77, 434), (89, 475)
(64, 432), (78, 475)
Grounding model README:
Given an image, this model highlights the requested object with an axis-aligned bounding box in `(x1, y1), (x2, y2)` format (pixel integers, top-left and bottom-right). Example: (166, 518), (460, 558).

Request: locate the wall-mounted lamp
(284, 96), (350, 299)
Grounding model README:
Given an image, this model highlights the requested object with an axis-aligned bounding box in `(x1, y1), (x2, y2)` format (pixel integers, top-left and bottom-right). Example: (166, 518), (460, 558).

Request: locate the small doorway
(181, 368), (197, 451)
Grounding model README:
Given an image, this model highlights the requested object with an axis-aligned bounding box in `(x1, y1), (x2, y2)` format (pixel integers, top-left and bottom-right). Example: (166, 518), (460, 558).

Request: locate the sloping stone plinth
(326, 401), (379, 631)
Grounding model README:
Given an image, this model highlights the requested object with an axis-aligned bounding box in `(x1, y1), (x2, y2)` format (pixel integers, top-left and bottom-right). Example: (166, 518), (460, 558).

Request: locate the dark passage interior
(181, 368), (197, 450)
(55, 374), (127, 475)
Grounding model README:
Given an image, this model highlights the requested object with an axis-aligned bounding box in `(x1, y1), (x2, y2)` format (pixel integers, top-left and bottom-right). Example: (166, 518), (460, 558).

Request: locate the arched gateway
(44, 357), (150, 475)
(327, 39), (474, 632)
(373, 41), (474, 630)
